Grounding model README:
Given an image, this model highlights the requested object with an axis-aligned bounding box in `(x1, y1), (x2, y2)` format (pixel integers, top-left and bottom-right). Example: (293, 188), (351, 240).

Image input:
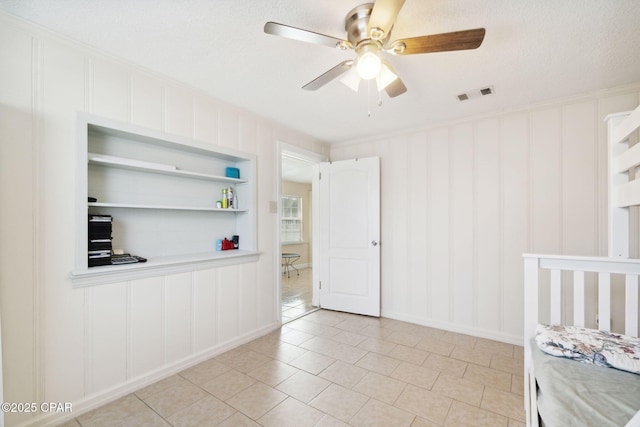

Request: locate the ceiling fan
(264, 0), (485, 98)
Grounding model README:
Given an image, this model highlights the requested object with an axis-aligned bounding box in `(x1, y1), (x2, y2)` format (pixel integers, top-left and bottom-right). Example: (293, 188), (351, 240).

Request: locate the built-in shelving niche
(71, 113), (258, 287)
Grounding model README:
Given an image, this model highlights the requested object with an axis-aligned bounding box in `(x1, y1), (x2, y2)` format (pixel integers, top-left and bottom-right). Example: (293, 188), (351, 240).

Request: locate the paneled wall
(331, 86), (640, 344)
(0, 13), (329, 427)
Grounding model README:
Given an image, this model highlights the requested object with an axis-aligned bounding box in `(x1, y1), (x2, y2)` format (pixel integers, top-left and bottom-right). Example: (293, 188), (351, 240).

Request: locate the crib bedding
(531, 341), (640, 426)
(535, 324), (640, 374)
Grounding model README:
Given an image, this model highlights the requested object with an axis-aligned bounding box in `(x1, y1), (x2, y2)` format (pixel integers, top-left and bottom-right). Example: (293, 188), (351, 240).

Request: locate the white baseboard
(23, 321), (280, 427)
(381, 310), (524, 346)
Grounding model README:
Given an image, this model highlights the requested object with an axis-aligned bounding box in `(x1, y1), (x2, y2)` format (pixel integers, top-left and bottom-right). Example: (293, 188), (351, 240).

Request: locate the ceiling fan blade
(389, 28), (486, 55)
(381, 61), (407, 97)
(368, 0), (406, 40)
(264, 22), (352, 50)
(302, 60), (354, 91)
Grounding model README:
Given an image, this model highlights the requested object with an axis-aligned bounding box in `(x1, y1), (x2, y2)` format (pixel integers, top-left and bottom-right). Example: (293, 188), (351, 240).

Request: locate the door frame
(276, 141), (327, 323)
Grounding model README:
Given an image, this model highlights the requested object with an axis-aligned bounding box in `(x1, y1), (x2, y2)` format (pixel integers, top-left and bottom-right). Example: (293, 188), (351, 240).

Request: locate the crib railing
(523, 253), (640, 427)
(523, 254), (640, 340)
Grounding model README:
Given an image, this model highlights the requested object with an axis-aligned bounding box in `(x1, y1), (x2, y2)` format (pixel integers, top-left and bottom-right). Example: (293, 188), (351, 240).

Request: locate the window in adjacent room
(281, 195), (303, 243)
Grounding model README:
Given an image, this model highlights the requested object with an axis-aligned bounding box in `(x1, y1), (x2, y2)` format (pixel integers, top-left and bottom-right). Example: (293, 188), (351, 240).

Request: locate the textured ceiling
(1, 0), (640, 144)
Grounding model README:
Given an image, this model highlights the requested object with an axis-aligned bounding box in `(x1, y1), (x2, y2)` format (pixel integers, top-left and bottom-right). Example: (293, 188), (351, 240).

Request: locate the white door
(318, 157), (380, 316)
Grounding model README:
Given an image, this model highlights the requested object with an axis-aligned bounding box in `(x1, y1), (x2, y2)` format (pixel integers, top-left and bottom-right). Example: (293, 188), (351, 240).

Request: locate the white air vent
(456, 85), (495, 101)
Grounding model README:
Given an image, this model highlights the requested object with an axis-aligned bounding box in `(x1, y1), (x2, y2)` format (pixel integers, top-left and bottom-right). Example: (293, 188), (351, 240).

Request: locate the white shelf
(88, 154), (247, 184)
(71, 250), (260, 287)
(88, 202), (248, 212)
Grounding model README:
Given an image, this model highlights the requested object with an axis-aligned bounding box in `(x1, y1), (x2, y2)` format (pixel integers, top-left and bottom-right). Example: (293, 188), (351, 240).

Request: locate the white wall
(0, 12), (329, 427)
(331, 85), (640, 344)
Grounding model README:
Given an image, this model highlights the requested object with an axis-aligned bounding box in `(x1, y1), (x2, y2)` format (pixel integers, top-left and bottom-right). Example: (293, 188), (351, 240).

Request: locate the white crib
(524, 105), (640, 427)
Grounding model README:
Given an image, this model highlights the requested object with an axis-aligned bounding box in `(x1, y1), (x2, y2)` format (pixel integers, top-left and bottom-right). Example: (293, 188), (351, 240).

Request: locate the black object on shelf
(88, 214), (112, 267)
(111, 254), (147, 265)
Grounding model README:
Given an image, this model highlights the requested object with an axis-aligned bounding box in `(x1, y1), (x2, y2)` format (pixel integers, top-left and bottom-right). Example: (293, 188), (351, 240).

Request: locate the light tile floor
(282, 267), (315, 323)
(60, 310), (525, 427)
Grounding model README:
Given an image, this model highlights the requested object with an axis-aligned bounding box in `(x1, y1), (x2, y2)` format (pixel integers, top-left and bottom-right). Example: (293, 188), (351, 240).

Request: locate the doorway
(278, 144), (325, 323)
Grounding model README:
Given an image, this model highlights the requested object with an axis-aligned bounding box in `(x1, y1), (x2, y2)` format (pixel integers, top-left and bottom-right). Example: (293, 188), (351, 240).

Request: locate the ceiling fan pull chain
(367, 79), (372, 117)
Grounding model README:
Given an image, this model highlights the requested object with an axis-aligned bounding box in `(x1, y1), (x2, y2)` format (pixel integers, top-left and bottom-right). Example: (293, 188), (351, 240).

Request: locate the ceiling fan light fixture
(340, 67), (361, 92)
(376, 62), (398, 91)
(357, 50), (382, 80)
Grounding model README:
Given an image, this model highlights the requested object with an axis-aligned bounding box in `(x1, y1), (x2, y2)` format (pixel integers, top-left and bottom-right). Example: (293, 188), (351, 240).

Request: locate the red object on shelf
(222, 238), (234, 250)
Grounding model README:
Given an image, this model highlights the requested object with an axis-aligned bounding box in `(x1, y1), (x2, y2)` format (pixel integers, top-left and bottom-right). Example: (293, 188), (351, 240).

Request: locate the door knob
(371, 240), (379, 246)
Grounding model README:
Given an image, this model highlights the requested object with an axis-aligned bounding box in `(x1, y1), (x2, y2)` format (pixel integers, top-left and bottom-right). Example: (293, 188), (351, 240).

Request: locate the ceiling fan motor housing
(345, 3), (390, 48)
